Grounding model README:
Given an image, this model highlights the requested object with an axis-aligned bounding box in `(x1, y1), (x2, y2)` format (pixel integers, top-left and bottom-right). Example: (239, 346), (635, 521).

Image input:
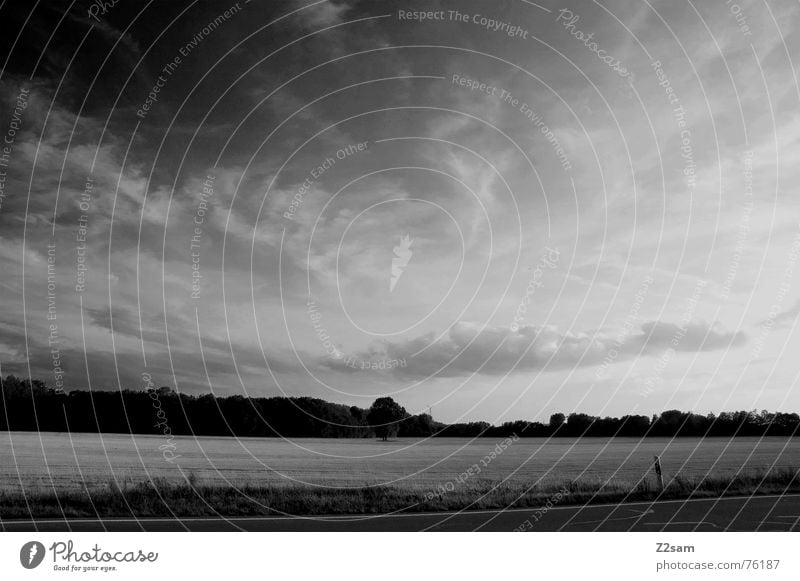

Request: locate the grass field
(1, 468), (798, 519)
(2, 431), (799, 489)
(1, 431), (798, 518)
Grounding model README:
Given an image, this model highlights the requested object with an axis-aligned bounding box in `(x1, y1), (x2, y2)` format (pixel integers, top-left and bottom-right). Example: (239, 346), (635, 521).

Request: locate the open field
(2, 431), (799, 491)
(1, 432), (799, 518)
(1, 466), (799, 520)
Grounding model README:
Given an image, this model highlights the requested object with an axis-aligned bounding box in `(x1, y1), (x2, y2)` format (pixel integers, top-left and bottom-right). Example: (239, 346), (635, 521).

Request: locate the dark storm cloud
(0, 0), (796, 417)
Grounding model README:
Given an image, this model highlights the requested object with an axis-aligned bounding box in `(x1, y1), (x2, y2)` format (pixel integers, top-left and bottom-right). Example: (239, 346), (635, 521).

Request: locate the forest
(1, 375), (798, 438)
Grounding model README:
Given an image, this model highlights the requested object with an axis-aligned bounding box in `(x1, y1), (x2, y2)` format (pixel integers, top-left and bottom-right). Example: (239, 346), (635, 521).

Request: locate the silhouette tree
(398, 412), (436, 437)
(549, 413), (566, 430)
(367, 397), (407, 441)
(2, 375), (800, 438)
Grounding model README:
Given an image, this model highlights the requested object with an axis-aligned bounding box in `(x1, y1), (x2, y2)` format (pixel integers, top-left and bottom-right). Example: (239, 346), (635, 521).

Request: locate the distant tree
(566, 413), (597, 435)
(3, 375), (800, 439)
(549, 413), (566, 430)
(618, 414), (650, 436)
(398, 413), (436, 437)
(439, 421), (491, 437)
(367, 397), (407, 441)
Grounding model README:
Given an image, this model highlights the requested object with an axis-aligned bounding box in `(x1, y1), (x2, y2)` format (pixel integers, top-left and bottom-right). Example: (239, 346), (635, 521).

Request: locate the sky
(0, 0), (799, 424)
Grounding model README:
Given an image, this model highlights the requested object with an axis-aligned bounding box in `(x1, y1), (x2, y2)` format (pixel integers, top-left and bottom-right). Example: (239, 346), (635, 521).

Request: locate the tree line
(1, 375), (799, 438)
(440, 410), (800, 438)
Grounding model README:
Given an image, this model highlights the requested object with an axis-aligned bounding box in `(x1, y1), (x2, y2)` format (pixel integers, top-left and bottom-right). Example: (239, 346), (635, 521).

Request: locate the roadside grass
(1, 467), (798, 520)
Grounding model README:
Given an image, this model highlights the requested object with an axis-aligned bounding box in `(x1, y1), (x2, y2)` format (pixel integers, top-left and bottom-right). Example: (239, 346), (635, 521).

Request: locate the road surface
(3, 494), (800, 532)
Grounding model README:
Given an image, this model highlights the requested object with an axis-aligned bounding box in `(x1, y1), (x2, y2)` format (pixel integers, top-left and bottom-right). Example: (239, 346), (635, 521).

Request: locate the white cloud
(328, 318), (747, 378)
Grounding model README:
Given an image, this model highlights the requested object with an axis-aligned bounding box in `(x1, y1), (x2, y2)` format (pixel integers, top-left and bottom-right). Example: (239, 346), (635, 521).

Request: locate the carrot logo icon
(390, 234), (414, 292)
(19, 541), (45, 569)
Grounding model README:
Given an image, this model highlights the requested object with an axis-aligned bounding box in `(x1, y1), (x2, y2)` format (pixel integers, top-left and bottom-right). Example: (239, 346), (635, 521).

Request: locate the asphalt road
(3, 494), (800, 532)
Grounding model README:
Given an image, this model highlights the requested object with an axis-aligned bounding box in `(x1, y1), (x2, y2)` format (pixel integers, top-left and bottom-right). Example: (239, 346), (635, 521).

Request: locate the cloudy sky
(0, 0), (799, 424)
